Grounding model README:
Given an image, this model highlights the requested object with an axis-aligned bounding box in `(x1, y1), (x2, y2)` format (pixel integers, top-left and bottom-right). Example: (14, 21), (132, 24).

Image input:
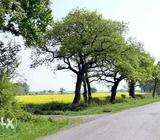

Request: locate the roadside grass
(0, 116), (76, 140)
(1, 93), (160, 140)
(70, 95), (160, 115)
(24, 94), (160, 116)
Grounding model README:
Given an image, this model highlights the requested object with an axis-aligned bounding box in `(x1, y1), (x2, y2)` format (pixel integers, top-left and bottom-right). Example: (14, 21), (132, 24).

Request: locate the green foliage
(91, 87), (97, 93)
(0, 73), (16, 108)
(0, 0), (53, 46)
(0, 73), (31, 121)
(14, 82), (30, 95)
(108, 39), (155, 83)
(59, 88), (65, 94)
(24, 94), (160, 116)
(54, 9), (125, 58)
(125, 40), (154, 82)
(153, 63), (160, 80)
(140, 63), (160, 94)
(32, 9), (127, 71)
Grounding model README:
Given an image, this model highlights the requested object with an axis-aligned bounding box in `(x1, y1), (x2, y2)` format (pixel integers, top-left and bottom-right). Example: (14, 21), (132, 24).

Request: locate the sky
(15, 0), (160, 92)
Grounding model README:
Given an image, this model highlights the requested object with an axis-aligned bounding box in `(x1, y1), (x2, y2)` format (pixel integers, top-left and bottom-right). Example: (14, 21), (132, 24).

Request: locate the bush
(24, 102), (89, 115)
(121, 94), (126, 98)
(135, 94), (146, 99)
(0, 73), (32, 121)
(90, 97), (107, 105)
(102, 108), (112, 112)
(91, 87), (97, 93)
(70, 103), (88, 111)
(0, 74), (16, 108)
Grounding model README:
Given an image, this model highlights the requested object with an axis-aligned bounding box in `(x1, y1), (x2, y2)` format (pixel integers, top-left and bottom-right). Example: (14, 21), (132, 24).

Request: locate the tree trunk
(72, 72), (83, 105)
(86, 76), (92, 103)
(129, 81), (136, 98)
(144, 89), (145, 92)
(109, 81), (120, 103)
(153, 79), (157, 98)
(83, 80), (88, 103)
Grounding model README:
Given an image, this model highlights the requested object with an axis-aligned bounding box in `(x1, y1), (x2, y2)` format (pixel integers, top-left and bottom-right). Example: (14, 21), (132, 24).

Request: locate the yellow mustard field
(16, 92), (131, 104)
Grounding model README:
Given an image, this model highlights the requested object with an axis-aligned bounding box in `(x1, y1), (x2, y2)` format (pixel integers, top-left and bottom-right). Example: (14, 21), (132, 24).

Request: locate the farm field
(16, 92), (131, 104)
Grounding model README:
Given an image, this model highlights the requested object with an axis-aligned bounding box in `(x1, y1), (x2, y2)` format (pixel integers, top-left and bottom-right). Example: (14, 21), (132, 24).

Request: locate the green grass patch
(24, 94), (160, 116)
(66, 95), (160, 115)
(1, 94), (160, 140)
(0, 116), (76, 140)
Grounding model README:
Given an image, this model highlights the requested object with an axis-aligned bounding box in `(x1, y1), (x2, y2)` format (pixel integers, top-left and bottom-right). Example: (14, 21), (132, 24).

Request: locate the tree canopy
(0, 0), (52, 46)
(31, 9), (128, 104)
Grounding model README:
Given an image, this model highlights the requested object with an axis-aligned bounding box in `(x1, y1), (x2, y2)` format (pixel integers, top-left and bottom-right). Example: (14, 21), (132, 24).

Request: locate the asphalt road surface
(39, 102), (160, 140)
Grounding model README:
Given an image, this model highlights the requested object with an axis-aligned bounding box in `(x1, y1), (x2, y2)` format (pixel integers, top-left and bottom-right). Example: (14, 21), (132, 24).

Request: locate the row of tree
(0, 1), (160, 106)
(30, 9), (157, 104)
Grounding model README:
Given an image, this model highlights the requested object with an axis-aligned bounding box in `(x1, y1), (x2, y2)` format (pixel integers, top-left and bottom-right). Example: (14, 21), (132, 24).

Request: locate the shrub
(0, 73), (32, 121)
(135, 94), (146, 99)
(121, 94), (126, 98)
(102, 108), (112, 112)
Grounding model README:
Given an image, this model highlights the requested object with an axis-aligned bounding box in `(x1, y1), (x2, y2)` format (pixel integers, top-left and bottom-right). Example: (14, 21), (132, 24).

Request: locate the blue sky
(16, 0), (160, 91)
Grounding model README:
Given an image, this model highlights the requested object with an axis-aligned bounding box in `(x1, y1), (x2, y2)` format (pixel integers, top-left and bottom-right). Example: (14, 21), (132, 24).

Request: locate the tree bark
(86, 76), (92, 103)
(72, 72), (83, 104)
(129, 81), (136, 98)
(153, 79), (157, 98)
(83, 79), (88, 103)
(109, 80), (120, 103)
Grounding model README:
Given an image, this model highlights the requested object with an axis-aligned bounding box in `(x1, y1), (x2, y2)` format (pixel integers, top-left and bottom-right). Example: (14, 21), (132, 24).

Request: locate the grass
(0, 116), (76, 140)
(69, 95), (160, 115)
(3, 93), (160, 140)
(24, 94), (160, 116)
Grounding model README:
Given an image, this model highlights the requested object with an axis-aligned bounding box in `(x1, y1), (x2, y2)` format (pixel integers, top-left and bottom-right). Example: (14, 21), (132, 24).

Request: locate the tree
(82, 73), (92, 103)
(0, 40), (22, 111)
(110, 40), (154, 100)
(87, 43), (129, 103)
(139, 80), (154, 93)
(82, 78), (88, 103)
(48, 90), (54, 94)
(14, 82), (29, 95)
(0, 73), (18, 109)
(89, 39), (154, 103)
(151, 63), (160, 97)
(0, 41), (20, 76)
(91, 87), (97, 93)
(127, 40), (154, 98)
(59, 88), (65, 94)
(31, 9), (127, 105)
(0, 0), (52, 46)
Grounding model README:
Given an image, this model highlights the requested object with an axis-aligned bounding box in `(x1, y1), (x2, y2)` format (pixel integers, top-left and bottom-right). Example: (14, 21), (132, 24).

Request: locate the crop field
(16, 92), (132, 104)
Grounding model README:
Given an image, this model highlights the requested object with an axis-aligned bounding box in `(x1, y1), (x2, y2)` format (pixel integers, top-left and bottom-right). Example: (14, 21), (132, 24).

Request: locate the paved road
(39, 102), (160, 140)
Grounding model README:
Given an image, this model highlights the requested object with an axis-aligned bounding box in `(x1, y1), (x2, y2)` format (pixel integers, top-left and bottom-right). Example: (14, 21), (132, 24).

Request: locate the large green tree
(31, 9), (127, 104)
